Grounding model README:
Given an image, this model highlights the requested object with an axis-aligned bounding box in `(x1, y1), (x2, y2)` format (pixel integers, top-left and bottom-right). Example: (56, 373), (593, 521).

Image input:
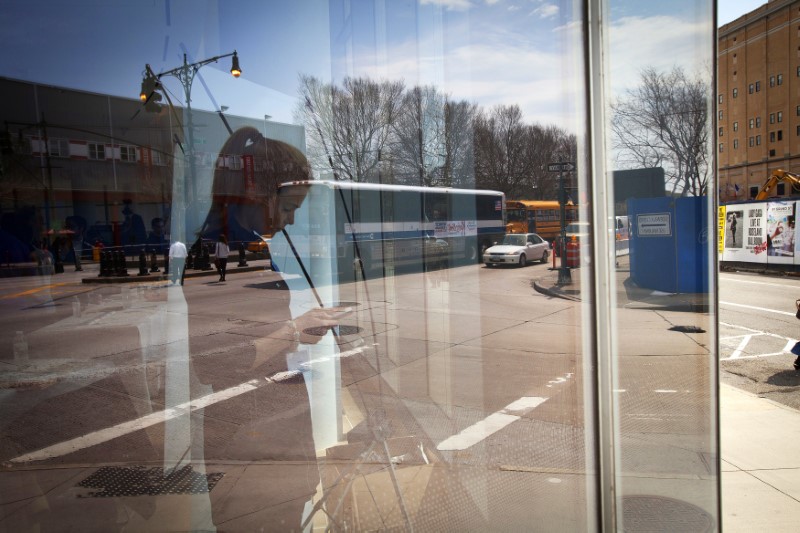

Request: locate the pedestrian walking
(214, 234), (229, 282)
(168, 240), (187, 285)
(794, 299), (800, 372)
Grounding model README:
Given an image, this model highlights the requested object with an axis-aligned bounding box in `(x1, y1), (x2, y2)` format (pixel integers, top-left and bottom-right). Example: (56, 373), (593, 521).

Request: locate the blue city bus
(271, 181), (506, 283)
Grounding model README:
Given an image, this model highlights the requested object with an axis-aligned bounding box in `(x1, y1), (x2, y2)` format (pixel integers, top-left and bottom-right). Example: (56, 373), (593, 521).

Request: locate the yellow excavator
(754, 168), (800, 200)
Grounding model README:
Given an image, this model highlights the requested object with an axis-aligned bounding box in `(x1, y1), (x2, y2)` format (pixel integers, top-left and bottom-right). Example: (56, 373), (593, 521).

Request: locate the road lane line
(10, 346), (370, 465)
(730, 334), (753, 359)
(720, 301), (795, 317)
(436, 396), (547, 451)
(720, 276), (800, 289)
(10, 379), (263, 464)
(1, 282), (71, 300)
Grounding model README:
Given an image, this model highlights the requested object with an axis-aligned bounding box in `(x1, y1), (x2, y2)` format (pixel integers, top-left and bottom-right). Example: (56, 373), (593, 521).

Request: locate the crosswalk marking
(436, 396), (548, 451)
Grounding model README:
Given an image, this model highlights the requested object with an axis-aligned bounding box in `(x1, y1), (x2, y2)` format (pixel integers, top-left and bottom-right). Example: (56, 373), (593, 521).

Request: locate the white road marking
(654, 389), (678, 393)
(730, 334), (754, 359)
(720, 301), (795, 317)
(720, 275), (800, 289)
(436, 396), (548, 451)
(11, 377), (270, 464)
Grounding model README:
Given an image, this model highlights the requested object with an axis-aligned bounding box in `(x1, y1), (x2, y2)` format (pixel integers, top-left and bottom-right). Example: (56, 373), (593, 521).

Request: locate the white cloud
(532, 4), (559, 19)
(421, 0), (473, 10)
(608, 15), (712, 96)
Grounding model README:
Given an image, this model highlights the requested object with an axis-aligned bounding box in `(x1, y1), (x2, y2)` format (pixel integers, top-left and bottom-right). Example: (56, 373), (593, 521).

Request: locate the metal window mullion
(584, 0), (622, 531)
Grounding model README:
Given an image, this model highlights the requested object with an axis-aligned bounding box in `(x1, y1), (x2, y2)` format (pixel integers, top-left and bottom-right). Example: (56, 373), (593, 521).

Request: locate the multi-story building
(0, 77), (305, 257)
(718, 0), (800, 202)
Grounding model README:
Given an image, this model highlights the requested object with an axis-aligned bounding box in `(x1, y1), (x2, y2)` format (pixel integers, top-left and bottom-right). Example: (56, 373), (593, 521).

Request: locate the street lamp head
(230, 51), (241, 78)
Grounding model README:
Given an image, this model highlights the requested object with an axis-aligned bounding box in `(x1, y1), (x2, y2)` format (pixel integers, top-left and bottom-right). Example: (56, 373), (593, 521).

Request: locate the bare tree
(473, 105), (575, 198)
(441, 99), (478, 188)
(389, 86), (478, 188)
(391, 85), (447, 186)
(299, 75), (404, 182)
(611, 67), (710, 196)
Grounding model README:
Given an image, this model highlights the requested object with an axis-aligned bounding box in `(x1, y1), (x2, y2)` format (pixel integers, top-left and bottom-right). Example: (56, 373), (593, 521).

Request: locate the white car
(483, 233), (550, 267)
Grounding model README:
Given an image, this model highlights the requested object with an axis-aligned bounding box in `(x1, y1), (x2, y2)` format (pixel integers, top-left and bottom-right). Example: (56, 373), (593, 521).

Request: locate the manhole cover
(622, 495), (715, 532)
(77, 465), (224, 497)
(303, 325), (363, 337)
(669, 325), (706, 333)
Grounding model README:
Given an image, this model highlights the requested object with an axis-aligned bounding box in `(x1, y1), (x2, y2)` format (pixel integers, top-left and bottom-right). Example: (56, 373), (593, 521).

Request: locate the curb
(532, 279), (582, 302)
(81, 263), (270, 284)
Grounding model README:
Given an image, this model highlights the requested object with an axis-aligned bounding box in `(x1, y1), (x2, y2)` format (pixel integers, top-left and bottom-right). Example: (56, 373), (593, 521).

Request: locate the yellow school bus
(505, 200), (579, 241)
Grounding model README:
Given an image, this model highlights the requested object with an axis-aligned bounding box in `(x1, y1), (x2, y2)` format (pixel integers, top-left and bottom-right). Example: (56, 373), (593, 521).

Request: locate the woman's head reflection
(204, 126), (310, 241)
(274, 185), (311, 231)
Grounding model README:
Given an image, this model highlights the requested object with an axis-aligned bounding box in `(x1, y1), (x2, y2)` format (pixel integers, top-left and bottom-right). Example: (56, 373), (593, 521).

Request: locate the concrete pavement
(534, 255), (800, 532)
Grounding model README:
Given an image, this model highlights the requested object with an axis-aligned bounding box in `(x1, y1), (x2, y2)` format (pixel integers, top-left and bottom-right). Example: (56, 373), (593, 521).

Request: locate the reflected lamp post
(139, 51), (241, 242)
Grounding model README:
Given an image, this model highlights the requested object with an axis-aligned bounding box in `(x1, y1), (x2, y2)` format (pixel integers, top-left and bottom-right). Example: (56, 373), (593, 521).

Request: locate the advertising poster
(765, 201), (797, 263)
(722, 203), (767, 264)
(718, 206), (726, 255)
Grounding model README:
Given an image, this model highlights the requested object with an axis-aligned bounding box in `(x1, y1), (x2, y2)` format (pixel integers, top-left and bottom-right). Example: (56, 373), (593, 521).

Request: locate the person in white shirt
(214, 234), (230, 281)
(168, 240), (187, 285)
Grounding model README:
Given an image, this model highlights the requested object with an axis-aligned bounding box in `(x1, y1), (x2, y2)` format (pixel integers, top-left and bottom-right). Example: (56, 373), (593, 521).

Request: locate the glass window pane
(0, 1), (718, 531)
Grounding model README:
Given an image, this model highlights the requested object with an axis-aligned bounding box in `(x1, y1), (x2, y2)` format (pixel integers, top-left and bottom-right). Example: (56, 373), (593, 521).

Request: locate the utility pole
(139, 51), (241, 242)
(548, 160), (576, 285)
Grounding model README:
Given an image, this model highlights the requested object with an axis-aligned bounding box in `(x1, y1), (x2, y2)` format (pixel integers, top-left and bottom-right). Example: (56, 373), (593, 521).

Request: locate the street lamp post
(139, 51), (241, 242)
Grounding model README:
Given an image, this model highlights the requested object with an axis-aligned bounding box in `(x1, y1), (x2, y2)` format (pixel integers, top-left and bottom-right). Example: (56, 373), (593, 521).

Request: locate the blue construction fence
(628, 196), (710, 293)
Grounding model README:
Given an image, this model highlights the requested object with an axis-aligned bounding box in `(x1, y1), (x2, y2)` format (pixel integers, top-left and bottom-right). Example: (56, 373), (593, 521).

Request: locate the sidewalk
(534, 255), (800, 532)
(0, 255), (272, 284)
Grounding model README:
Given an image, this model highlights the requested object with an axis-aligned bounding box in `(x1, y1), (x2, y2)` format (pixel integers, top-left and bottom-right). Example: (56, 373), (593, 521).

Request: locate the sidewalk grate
(622, 495), (715, 532)
(76, 465), (224, 498)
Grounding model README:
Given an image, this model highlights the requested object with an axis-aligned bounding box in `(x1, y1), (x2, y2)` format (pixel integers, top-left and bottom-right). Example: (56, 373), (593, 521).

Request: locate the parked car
(483, 233), (549, 267)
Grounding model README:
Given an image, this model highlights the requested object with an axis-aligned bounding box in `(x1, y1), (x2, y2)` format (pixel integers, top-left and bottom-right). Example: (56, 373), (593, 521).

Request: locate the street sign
(547, 162), (575, 172)
(637, 213), (671, 236)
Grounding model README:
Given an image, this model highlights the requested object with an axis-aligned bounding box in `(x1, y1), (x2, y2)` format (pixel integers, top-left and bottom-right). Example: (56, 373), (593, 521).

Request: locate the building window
(749, 136), (755, 146)
(719, 143), (724, 153)
(756, 135), (761, 145)
(719, 127), (723, 137)
(48, 138), (70, 158)
(755, 81), (761, 92)
(749, 83), (754, 94)
(756, 117), (761, 128)
(749, 118), (755, 129)
(777, 182), (784, 193)
(733, 139), (739, 149)
(88, 143), (105, 160)
(733, 88), (738, 98)
(797, 125), (800, 136)
(750, 186), (759, 198)
(770, 131), (775, 142)
(770, 76), (775, 87)
(119, 145), (137, 162)
(778, 130), (783, 141)
(770, 113), (775, 124)
(777, 73), (783, 85)
(152, 150), (166, 166)
(777, 111), (783, 123)
(718, 94), (723, 104)
(733, 121), (739, 132)
(718, 110), (723, 120)
(797, 105), (800, 116)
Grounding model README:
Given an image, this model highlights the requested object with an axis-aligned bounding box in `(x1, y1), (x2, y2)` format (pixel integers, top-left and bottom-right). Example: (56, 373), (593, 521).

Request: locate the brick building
(718, 0), (800, 202)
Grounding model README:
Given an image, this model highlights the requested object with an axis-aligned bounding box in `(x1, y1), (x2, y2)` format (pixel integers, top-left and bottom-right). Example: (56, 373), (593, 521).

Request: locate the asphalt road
(719, 270), (800, 409)
(0, 260), (731, 529)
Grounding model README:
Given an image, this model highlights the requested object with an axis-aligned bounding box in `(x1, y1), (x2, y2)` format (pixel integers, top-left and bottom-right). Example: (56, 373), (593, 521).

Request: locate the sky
(0, 0), (767, 131)
(718, 0), (768, 25)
